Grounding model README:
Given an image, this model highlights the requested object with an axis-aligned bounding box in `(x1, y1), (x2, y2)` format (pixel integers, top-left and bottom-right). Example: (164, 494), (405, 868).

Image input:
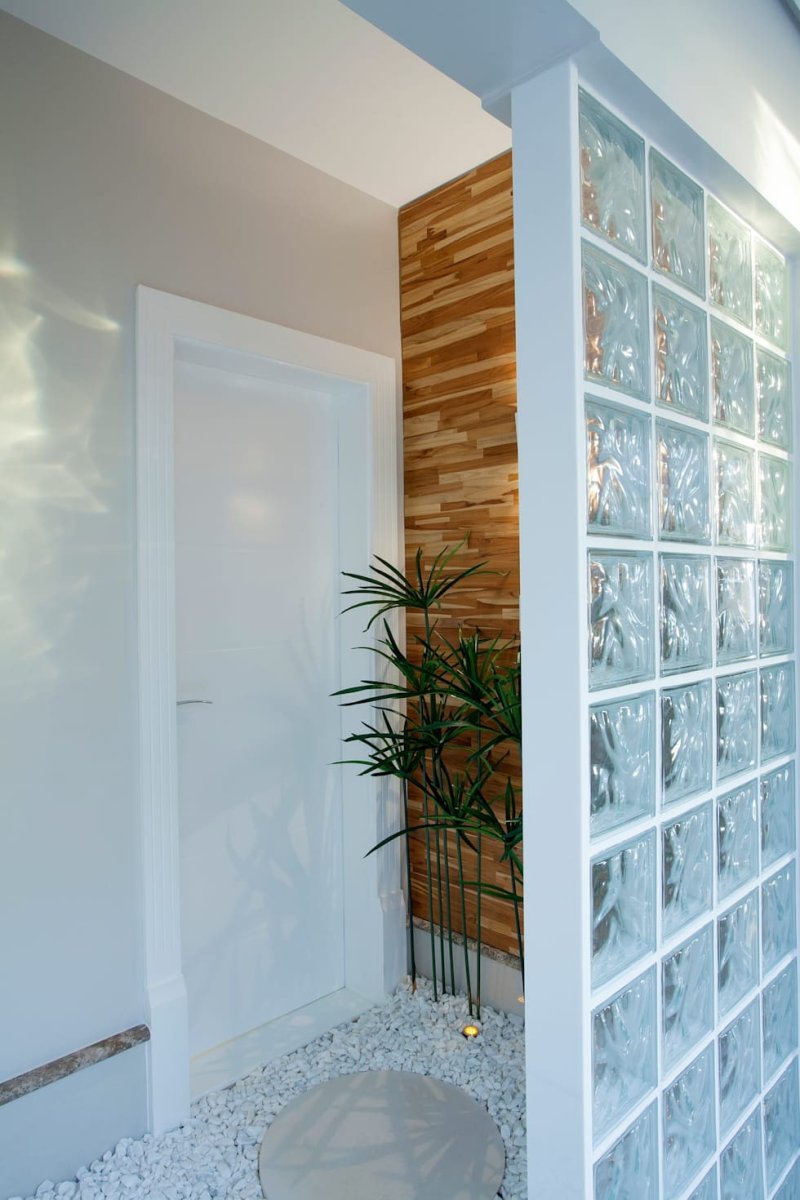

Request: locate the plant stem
(455, 831), (473, 1015)
(434, 819), (447, 992)
(442, 824), (456, 995)
(420, 767), (438, 1001)
(510, 855), (525, 990)
(475, 825), (482, 1019)
(402, 778), (416, 989)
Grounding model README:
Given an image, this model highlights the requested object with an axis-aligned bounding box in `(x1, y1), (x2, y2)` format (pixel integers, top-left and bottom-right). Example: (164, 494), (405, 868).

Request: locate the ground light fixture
(461, 1022), (481, 1039)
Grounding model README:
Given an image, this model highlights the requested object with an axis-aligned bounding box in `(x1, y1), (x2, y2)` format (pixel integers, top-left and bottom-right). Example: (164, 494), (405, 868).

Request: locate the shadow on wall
(0, 241), (119, 704)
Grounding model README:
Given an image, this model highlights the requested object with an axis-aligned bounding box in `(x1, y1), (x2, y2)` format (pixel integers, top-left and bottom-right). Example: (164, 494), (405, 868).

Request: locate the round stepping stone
(259, 1068), (505, 1200)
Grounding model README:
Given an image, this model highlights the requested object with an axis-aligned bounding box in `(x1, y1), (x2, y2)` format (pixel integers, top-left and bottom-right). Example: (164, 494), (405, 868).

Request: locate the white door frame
(135, 286), (405, 1134)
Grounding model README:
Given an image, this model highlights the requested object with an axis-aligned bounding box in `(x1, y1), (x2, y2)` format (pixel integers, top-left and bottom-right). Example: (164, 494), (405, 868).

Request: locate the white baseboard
(190, 987), (376, 1100)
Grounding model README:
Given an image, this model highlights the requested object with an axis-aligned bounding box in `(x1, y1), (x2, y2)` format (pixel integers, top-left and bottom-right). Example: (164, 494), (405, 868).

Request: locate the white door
(173, 357), (345, 1059)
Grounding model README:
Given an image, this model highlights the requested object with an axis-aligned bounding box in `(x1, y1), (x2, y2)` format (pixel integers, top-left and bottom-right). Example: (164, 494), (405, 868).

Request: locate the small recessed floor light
(461, 1023), (481, 1039)
(517, 995), (525, 1005)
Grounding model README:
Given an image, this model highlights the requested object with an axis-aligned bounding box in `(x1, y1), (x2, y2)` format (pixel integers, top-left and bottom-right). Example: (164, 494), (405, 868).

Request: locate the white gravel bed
(18, 980), (527, 1200)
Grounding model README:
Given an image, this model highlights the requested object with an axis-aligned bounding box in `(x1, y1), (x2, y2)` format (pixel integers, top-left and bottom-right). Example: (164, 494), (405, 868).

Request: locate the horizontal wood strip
(399, 150), (521, 960)
(0, 1025), (150, 1106)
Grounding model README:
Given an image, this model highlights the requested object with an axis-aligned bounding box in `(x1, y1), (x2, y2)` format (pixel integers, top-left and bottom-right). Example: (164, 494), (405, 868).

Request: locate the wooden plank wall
(398, 151), (520, 958)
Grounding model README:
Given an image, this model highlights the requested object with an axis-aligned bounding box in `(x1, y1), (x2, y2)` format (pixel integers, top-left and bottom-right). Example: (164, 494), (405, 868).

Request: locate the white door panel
(174, 360), (344, 1058)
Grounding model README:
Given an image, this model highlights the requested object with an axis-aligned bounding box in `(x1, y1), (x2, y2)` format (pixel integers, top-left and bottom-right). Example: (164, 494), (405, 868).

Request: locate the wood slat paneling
(398, 151), (520, 959)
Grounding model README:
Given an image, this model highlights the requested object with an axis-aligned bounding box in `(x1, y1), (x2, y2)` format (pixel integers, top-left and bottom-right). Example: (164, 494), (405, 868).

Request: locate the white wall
(0, 12), (400, 1196)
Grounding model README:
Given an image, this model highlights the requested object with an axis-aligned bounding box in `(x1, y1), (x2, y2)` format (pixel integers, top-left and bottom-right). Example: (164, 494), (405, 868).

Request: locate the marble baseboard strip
(0, 1024), (150, 1107)
(411, 915), (522, 971)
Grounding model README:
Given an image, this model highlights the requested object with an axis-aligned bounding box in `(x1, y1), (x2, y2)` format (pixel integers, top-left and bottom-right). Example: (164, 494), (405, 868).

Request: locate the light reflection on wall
(0, 243), (120, 702)
(753, 93), (800, 241)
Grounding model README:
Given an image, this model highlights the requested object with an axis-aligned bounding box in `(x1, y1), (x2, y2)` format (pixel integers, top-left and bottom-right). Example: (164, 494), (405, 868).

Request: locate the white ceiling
(0, 0), (511, 207)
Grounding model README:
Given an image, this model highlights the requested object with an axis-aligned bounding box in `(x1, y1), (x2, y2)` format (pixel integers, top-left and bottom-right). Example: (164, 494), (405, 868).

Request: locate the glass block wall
(580, 88), (799, 1199)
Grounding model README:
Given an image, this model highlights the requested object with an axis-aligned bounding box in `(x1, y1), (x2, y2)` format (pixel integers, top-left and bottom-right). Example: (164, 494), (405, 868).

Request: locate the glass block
(662, 924), (714, 1071)
(657, 421), (711, 544)
(650, 149), (705, 298)
(717, 558), (757, 664)
(711, 317), (755, 436)
(708, 196), (753, 327)
(717, 782), (759, 901)
(757, 347), (792, 451)
(662, 1045), (716, 1200)
(592, 831), (656, 987)
(586, 397), (651, 537)
(761, 762), (796, 869)
(764, 1059), (800, 1190)
(593, 967), (657, 1142)
(590, 692), (656, 838)
(718, 998), (760, 1135)
(654, 285), (708, 419)
(720, 1109), (764, 1200)
(762, 862), (797, 973)
(589, 551), (654, 689)
(761, 663), (796, 763)
(594, 1103), (657, 1200)
(776, 1158), (800, 1200)
(755, 239), (789, 350)
(688, 1169), (717, 1200)
(759, 560), (794, 657)
(715, 440), (755, 547)
(663, 804), (713, 938)
(759, 454), (792, 551)
(580, 90), (646, 263)
(660, 554), (712, 674)
(582, 241), (650, 400)
(718, 890), (759, 1016)
(662, 681), (713, 803)
(717, 671), (758, 781)
(763, 962), (798, 1081)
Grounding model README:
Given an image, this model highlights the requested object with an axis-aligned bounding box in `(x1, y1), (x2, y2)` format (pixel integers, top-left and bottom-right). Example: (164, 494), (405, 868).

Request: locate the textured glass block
(718, 998), (760, 1135)
(717, 558), (757, 664)
(761, 663), (796, 763)
(776, 1158), (800, 1200)
(720, 1109), (764, 1200)
(761, 762), (796, 868)
(663, 804), (713, 938)
(717, 671), (758, 781)
(755, 239), (789, 350)
(662, 681), (713, 803)
(759, 454), (792, 551)
(708, 196), (753, 327)
(594, 1103), (657, 1200)
(763, 962), (798, 1081)
(589, 551), (654, 689)
(654, 285), (708, 419)
(711, 317), (755, 436)
(688, 1168), (717, 1200)
(662, 924), (714, 1071)
(757, 348), (793, 450)
(759, 560), (794, 657)
(762, 862), (797, 973)
(586, 397), (651, 537)
(590, 692), (656, 838)
(660, 554), (712, 674)
(718, 890), (759, 1016)
(580, 90), (646, 263)
(583, 241), (650, 401)
(650, 149), (705, 298)
(657, 421), (711, 544)
(764, 1060), (800, 1190)
(717, 781), (759, 901)
(593, 967), (657, 1142)
(715, 440), (755, 547)
(662, 1045), (716, 1199)
(592, 831), (656, 987)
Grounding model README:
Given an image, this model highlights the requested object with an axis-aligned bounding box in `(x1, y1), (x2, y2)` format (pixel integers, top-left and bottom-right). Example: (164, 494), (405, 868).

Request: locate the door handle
(177, 699), (213, 706)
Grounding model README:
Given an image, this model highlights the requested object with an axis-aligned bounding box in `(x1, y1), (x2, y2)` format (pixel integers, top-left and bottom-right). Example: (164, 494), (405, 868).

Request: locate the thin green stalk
(434, 817), (447, 992)
(510, 856), (525, 990)
(402, 778), (416, 989)
(475, 825), (482, 1019)
(455, 831), (473, 1016)
(442, 824), (456, 994)
(420, 767), (438, 1001)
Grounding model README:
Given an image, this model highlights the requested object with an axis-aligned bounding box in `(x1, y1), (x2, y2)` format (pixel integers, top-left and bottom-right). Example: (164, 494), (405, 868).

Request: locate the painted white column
(512, 61), (592, 1200)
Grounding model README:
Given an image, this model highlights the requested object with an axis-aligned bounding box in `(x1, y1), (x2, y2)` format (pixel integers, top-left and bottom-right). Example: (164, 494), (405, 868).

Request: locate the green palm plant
(335, 544), (523, 1016)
